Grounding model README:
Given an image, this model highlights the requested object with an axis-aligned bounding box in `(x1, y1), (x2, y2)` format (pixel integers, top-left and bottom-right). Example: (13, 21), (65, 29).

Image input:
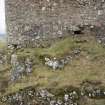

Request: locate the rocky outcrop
(44, 48), (81, 70)
(1, 80), (105, 105)
(10, 54), (33, 82)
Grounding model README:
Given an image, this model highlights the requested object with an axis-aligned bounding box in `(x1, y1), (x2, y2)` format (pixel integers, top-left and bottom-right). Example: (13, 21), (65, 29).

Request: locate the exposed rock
(45, 57), (64, 70)
(25, 58), (33, 74)
(11, 53), (18, 67)
(0, 53), (7, 65)
(10, 62), (25, 81)
(1, 80), (105, 105)
(64, 94), (69, 102)
(6, 0), (105, 47)
(10, 56), (33, 81)
(44, 48), (81, 70)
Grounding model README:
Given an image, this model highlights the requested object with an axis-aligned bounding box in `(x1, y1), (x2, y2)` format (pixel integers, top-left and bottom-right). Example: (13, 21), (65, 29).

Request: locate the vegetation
(0, 35), (105, 105)
(5, 35), (105, 94)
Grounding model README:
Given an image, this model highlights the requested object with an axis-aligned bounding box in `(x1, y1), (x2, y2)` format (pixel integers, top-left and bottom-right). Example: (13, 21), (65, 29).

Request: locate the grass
(15, 36), (105, 63)
(0, 35), (105, 105)
(0, 40), (6, 49)
(4, 35), (105, 95)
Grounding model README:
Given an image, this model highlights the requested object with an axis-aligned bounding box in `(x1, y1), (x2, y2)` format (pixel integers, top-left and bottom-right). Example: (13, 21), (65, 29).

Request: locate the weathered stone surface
(10, 54), (33, 82)
(1, 81), (105, 105)
(5, 0), (105, 47)
(44, 48), (80, 70)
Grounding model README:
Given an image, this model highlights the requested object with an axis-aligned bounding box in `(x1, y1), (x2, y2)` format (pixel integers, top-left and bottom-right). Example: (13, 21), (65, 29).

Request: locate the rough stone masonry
(5, 0), (105, 47)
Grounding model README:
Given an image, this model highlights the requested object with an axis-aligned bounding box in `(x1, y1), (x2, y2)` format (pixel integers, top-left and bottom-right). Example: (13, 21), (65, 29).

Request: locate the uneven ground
(0, 34), (105, 105)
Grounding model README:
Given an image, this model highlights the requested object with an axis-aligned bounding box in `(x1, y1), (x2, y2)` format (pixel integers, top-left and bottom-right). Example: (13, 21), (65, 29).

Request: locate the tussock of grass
(0, 41), (6, 49)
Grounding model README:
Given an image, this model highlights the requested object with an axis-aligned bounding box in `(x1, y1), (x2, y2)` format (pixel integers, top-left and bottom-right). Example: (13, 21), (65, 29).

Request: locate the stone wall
(5, 0), (105, 47)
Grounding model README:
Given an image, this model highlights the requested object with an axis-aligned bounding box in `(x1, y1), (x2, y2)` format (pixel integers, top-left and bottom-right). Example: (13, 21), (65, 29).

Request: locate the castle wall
(5, 0), (105, 47)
